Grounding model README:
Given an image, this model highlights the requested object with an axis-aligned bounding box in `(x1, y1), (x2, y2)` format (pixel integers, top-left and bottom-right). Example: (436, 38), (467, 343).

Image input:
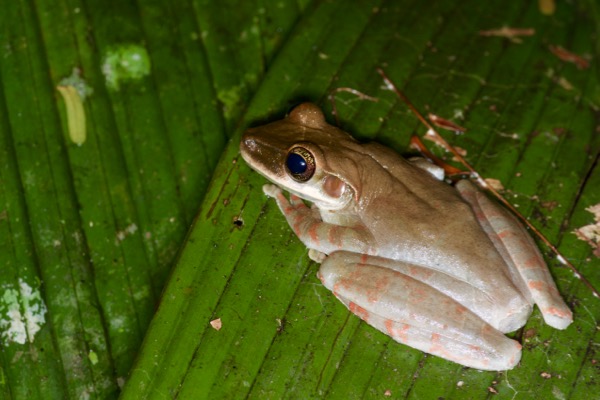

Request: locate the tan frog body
(240, 103), (572, 370)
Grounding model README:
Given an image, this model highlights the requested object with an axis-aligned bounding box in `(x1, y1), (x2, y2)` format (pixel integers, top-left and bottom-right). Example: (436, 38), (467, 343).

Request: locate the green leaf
(1, 0), (599, 399)
(123, 1), (600, 399)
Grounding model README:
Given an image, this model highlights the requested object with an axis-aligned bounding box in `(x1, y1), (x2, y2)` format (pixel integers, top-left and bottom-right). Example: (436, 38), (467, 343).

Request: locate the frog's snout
(241, 136), (257, 152)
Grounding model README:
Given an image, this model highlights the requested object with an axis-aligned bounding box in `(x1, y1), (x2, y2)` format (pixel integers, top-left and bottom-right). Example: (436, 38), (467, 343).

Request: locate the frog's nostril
(243, 138), (257, 151)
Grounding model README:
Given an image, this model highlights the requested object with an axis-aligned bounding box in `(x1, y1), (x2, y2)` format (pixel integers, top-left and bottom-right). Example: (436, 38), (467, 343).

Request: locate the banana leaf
(0, 0), (598, 399)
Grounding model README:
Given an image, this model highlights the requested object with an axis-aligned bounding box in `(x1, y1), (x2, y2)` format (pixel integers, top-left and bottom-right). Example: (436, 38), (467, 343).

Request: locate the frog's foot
(262, 185), (374, 257)
(263, 184), (313, 220)
(456, 180), (573, 331)
(318, 252), (522, 371)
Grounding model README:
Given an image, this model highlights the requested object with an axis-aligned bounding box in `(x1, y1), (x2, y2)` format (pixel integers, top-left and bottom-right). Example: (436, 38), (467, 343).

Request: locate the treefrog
(240, 103), (573, 370)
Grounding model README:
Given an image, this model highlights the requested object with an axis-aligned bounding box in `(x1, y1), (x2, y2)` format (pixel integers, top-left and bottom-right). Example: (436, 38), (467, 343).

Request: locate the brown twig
(328, 87), (378, 126)
(377, 67), (600, 299)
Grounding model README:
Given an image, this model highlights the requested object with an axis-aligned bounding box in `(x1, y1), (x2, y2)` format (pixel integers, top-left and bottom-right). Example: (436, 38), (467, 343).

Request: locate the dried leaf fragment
(423, 129), (449, 148)
(210, 318), (222, 331)
(540, 201), (558, 211)
(478, 27), (535, 44)
(549, 45), (590, 69)
(428, 113), (467, 133)
(573, 204), (600, 258)
(556, 76), (574, 91)
(451, 147), (467, 162)
(484, 178), (505, 191)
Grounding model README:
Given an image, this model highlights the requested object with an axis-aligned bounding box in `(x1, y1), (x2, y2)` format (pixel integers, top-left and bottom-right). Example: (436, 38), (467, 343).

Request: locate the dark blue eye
(286, 147), (315, 182)
(287, 153), (307, 174)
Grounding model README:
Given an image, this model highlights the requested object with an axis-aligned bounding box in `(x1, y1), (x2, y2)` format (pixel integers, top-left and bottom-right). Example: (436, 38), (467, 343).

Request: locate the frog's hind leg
(455, 180), (573, 330)
(318, 252), (522, 370)
(349, 302), (521, 371)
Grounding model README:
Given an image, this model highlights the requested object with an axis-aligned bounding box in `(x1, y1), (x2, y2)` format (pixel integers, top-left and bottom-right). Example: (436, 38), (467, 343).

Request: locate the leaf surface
(1, 0), (599, 399)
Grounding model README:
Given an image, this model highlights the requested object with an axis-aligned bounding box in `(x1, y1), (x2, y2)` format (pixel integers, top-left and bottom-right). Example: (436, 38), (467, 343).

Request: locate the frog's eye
(286, 147), (315, 182)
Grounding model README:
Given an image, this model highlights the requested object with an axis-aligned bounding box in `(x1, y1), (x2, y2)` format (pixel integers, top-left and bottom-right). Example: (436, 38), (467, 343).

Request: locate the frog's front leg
(318, 252), (522, 371)
(263, 184), (374, 258)
(456, 180), (573, 330)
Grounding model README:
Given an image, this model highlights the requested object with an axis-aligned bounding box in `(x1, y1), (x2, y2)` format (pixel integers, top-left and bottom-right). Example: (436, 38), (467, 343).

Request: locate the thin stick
(328, 87), (378, 126)
(377, 67), (600, 299)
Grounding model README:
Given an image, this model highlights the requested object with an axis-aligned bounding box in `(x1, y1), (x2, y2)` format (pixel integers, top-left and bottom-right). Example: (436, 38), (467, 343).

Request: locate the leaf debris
(540, 372), (552, 379)
(428, 113), (467, 133)
(573, 204), (600, 258)
(549, 45), (590, 69)
(210, 318), (222, 331)
(484, 178), (505, 191)
(478, 27), (535, 43)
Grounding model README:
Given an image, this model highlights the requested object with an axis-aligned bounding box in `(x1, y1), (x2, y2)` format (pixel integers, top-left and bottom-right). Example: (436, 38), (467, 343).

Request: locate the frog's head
(240, 103), (361, 210)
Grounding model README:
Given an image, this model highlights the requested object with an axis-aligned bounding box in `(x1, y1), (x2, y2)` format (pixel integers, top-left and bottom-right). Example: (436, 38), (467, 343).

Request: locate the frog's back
(357, 143), (526, 301)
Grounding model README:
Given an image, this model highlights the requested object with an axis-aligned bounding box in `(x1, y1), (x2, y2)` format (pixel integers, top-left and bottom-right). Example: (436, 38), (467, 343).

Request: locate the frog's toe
(309, 249), (327, 263)
(262, 184), (280, 197)
(495, 303), (532, 333)
(540, 306), (573, 330)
